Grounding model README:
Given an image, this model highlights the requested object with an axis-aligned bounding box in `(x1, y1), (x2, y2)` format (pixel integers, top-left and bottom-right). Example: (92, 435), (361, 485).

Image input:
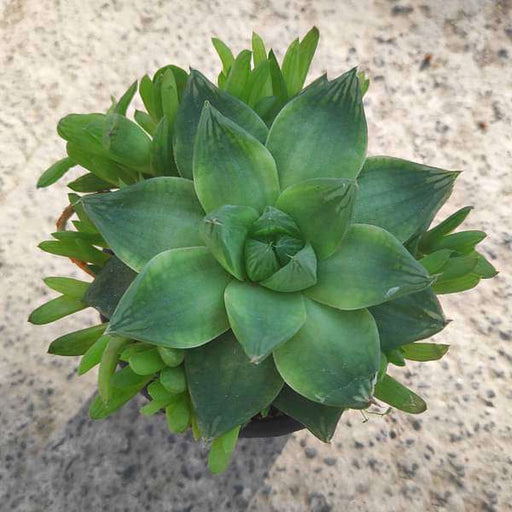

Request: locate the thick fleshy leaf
(276, 177), (357, 259)
(306, 224), (433, 310)
(244, 239), (280, 282)
(369, 288), (447, 351)
(98, 336), (129, 402)
(374, 375), (427, 414)
(260, 243), (317, 292)
(419, 206), (473, 250)
(200, 205), (259, 280)
(274, 300), (380, 408)
(108, 247), (232, 348)
(353, 157), (459, 243)
(78, 335), (110, 375)
(166, 394), (191, 433)
(37, 157), (76, 188)
(160, 366), (187, 394)
(150, 117), (179, 176)
(173, 70), (268, 179)
(250, 206), (301, 239)
(273, 385), (343, 442)
(128, 348), (166, 375)
(157, 346), (185, 368)
(186, 331), (283, 438)
(266, 68), (367, 189)
(419, 249), (453, 274)
(208, 426), (240, 474)
(193, 104), (279, 212)
(84, 256), (137, 319)
(89, 366), (152, 419)
(401, 342), (450, 362)
(29, 295), (87, 325)
(48, 323), (107, 356)
(82, 177), (204, 271)
(67, 173), (112, 193)
(224, 281), (306, 363)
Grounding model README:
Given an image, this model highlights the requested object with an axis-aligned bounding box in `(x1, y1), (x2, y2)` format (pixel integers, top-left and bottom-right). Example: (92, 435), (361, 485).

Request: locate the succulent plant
(31, 28), (496, 473)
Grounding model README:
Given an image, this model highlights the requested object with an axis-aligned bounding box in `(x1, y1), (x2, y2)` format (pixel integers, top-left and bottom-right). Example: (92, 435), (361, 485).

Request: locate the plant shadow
(12, 396), (289, 511)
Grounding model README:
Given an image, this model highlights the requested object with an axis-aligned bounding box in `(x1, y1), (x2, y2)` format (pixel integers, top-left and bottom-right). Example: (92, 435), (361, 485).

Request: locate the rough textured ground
(1, 0), (511, 510)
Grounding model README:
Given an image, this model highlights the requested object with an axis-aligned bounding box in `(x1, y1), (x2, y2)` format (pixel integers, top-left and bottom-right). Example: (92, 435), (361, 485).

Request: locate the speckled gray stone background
(1, 0), (511, 511)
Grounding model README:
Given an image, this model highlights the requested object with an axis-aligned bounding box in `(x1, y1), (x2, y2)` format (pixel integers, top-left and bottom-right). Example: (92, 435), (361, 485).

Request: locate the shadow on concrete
(7, 396), (289, 511)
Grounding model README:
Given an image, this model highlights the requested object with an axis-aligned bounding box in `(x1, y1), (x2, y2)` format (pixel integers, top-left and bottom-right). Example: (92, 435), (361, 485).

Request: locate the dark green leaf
(385, 349), (406, 366)
(473, 252), (498, 279)
(260, 243), (317, 292)
(37, 157), (76, 188)
(200, 205), (259, 280)
(401, 342), (450, 362)
(173, 69), (267, 179)
(82, 177), (205, 271)
(353, 157), (460, 243)
(67, 173), (112, 192)
(186, 331), (283, 438)
(48, 323), (107, 356)
(250, 206), (301, 239)
(273, 384), (342, 442)
(193, 103), (279, 212)
(268, 50), (288, 103)
(266, 68), (367, 189)
(276, 177), (357, 259)
(150, 117), (179, 176)
(244, 238), (280, 282)
(89, 366), (152, 419)
(108, 247), (232, 348)
(29, 295), (87, 325)
(369, 288), (447, 351)
(84, 256), (137, 319)
(225, 281), (306, 363)
(273, 300), (380, 408)
(374, 375), (427, 414)
(306, 224), (432, 310)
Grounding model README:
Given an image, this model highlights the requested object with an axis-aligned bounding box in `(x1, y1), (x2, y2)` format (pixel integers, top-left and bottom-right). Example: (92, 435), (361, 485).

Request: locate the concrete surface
(1, 0), (511, 511)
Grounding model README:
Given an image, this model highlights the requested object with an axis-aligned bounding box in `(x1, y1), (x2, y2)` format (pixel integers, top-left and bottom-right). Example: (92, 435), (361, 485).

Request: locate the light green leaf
(98, 336), (129, 403)
(157, 346), (185, 367)
(134, 109), (157, 136)
(193, 103), (279, 213)
(29, 295), (87, 325)
(78, 334), (110, 375)
(128, 347), (166, 375)
(374, 375), (427, 414)
(139, 74), (156, 120)
(353, 157), (460, 243)
(114, 81), (137, 116)
(51, 231), (106, 247)
(150, 117), (179, 176)
(357, 70), (370, 96)
(281, 38), (301, 97)
(419, 249), (453, 274)
(225, 50), (252, 100)
(84, 256), (137, 319)
(251, 32), (267, 67)
(296, 27), (320, 93)
(200, 204), (259, 280)
(102, 113), (152, 172)
(273, 384), (343, 442)
(436, 252), (479, 280)
(89, 366), (152, 419)
(369, 288), (446, 351)
(173, 69), (268, 179)
(165, 394), (191, 433)
(82, 177), (204, 271)
(44, 277), (90, 298)
(306, 224), (433, 310)
(208, 426), (240, 474)
(39, 240), (109, 266)
(186, 331), (283, 438)
(266, 68), (367, 189)
(244, 238), (280, 282)
(273, 300), (380, 408)
(427, 230), (487, 255)
(276, 177), (357, 259)
(225, 281), (306, 363)
(433, 272), (480, 295)
(473, 252), (498, 279)
(419, 206), (473, 251)
(160, 68), (179, 125)
(48, 323), (107, 356)
(37, 157), (76, 188)
(212, 37), (235, 76)
(401, 342), (450, 362)
(108, 247), (232, 348)
(160, 366), (186, 394)
(67, 173), (112, 192)
(246, 60), (271, 108)
(260, 243), (317, 292)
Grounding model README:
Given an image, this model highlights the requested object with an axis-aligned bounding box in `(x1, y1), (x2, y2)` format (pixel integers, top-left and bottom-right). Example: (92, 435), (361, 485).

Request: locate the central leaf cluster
(202, 205), (318, 293)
